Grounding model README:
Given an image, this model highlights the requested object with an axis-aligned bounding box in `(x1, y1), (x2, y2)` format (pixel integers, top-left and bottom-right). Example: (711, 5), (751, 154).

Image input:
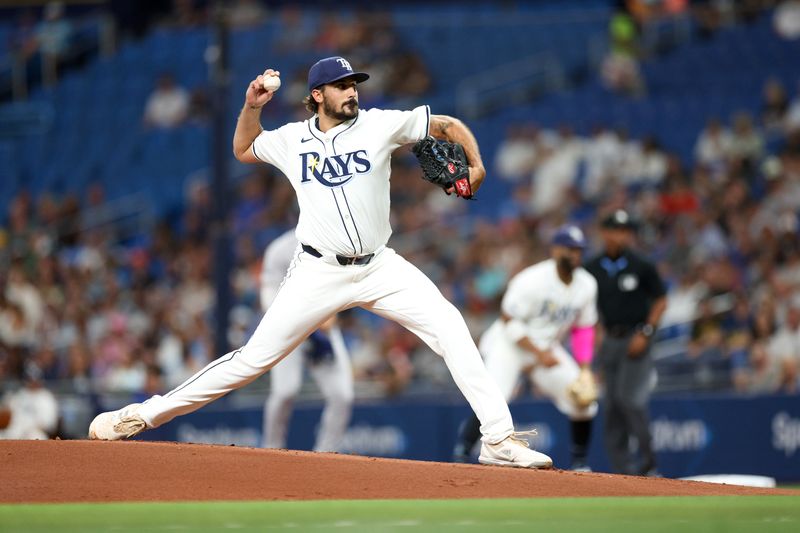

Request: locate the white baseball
(262, 75), (281, 92)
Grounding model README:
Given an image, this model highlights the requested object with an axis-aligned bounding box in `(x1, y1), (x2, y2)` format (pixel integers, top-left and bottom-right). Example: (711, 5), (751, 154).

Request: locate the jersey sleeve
(575, 275), (599, 328)
(500, 274), (536, 322)
(378, 105), (431, 146)
(252, 124), (291, 171)
(500, 273), (540, 344)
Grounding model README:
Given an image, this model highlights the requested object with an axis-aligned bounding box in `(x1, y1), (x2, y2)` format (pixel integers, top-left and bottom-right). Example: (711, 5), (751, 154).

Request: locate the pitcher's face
(317, 78), (359, 121)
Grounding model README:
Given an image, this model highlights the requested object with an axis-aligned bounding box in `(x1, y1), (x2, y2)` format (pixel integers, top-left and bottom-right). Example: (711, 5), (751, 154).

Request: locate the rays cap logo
(308, 56), (370, 91)
(551, 224), (587, 249)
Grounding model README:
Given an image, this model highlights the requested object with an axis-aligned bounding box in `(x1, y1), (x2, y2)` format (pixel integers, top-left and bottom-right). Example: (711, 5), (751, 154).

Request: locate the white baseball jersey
(252, 106), (430, 256)
(501, 259), (598, 351)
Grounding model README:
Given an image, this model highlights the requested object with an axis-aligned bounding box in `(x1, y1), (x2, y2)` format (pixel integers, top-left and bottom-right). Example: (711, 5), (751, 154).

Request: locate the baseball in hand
(262, 74), (281, 92)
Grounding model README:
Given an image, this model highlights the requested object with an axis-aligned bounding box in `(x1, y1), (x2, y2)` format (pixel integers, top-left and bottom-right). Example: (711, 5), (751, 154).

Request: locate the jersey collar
(599, 255), (629, 277)
(310, 113), (358, 137)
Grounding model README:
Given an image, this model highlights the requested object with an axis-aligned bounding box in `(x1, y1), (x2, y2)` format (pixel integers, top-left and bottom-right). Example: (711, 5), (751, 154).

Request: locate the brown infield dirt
(1, 440), (797, 503)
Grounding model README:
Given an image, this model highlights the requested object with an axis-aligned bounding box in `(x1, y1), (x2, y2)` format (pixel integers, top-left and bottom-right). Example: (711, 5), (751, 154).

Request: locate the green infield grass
(1, 496), (798, 533)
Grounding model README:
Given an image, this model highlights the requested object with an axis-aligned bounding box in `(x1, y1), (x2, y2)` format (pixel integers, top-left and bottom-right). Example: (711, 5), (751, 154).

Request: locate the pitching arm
(233, 69), (278, 163)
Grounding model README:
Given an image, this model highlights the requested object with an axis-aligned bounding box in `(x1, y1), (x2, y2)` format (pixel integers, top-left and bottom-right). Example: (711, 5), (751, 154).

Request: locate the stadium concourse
(1, 1), (800, 478)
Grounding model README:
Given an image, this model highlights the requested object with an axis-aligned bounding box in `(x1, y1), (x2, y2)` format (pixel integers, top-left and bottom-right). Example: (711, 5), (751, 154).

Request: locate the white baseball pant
(262, 325), (353, 452)
(479, 321), (598, 420)
(137, 247), (515, 443)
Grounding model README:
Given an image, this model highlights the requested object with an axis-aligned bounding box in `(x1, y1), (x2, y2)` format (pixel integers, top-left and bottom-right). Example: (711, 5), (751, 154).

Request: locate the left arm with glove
(428, 114), (486, 195)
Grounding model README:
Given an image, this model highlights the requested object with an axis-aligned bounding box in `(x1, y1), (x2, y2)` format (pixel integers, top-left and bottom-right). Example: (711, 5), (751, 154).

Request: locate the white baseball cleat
(88, 403), (147, 440)
(479, 432), (553, 469)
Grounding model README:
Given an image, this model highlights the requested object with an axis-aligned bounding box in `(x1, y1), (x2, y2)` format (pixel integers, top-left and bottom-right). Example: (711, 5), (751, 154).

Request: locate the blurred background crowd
(2, 0), (800, 439)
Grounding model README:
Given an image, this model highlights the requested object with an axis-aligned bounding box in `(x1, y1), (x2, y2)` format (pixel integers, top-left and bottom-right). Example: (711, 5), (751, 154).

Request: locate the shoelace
(510, 428), (538, 447)
(113, 415), (146, 438)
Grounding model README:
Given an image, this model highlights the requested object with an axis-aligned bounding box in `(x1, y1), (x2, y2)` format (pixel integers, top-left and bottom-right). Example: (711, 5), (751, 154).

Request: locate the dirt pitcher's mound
(1, 440), (795, 503)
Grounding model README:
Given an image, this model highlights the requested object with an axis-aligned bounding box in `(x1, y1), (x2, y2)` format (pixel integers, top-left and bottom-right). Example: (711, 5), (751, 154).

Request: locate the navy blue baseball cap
(308, 56), (369, 92)
(551, 224), (587, 249)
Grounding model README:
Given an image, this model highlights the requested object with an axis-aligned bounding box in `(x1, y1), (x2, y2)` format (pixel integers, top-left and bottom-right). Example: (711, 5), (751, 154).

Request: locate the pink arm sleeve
(571, 326), (595, 365)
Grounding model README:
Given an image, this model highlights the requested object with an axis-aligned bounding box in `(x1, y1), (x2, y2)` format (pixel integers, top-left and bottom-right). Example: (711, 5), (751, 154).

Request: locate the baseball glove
(568, 368), (598, 409)
(411, 136), (474, 199)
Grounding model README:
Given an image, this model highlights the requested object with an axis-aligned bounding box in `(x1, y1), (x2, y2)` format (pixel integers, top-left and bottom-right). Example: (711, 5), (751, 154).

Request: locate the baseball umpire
(89, 56), (552, 469)
(453, 224), (600, 470)
(584, 209), (667, 476)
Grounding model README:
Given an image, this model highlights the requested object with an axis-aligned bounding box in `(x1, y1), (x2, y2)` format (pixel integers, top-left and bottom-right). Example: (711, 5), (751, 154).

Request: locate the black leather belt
(302, 244), (374, 266)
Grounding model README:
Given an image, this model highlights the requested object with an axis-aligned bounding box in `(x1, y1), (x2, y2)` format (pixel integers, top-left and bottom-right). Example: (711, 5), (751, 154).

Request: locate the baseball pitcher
(453, 225), (599, 470)
(89, 56), (552, 469)
(260, 229), (353, 452)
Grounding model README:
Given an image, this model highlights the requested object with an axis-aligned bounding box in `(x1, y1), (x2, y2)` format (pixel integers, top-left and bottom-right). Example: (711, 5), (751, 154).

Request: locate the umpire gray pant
(595, 333), (656, 474)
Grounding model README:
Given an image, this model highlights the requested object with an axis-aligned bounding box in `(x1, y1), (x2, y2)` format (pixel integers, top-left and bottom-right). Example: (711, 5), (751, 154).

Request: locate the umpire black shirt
(584, 249), (666, 331)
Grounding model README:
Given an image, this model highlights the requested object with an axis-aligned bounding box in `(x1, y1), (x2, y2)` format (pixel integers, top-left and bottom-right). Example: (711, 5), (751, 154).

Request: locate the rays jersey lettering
(536, 300), (579, 325)
(299, 150), (371, 187)
(250, 105), (431, 255)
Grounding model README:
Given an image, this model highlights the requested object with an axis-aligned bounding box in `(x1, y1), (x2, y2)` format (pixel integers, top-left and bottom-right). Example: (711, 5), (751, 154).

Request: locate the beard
(323, 96), (359, 121)
(557, 256), (577, 274)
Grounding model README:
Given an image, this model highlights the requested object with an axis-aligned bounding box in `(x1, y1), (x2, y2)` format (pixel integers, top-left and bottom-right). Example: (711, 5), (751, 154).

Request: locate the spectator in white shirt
(143, 73), (190, 129)
(0, 363), (59, 440)
(767, 300), (800, 392)
(494, 125), (540, 183)
(694, 118), (733, 170)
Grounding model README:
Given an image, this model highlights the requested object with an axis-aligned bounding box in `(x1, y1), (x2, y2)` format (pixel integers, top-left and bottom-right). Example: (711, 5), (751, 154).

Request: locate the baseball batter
(260, 229), (353, 452)
(89, 56), (552, 469)
(453, 225), (599, 470)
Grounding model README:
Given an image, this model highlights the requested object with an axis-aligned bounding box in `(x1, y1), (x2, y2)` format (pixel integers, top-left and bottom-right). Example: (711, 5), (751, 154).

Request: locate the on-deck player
(453, 225), (599, 470)
(260, 229), (353, 452)
(89, 56), (552, 469)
